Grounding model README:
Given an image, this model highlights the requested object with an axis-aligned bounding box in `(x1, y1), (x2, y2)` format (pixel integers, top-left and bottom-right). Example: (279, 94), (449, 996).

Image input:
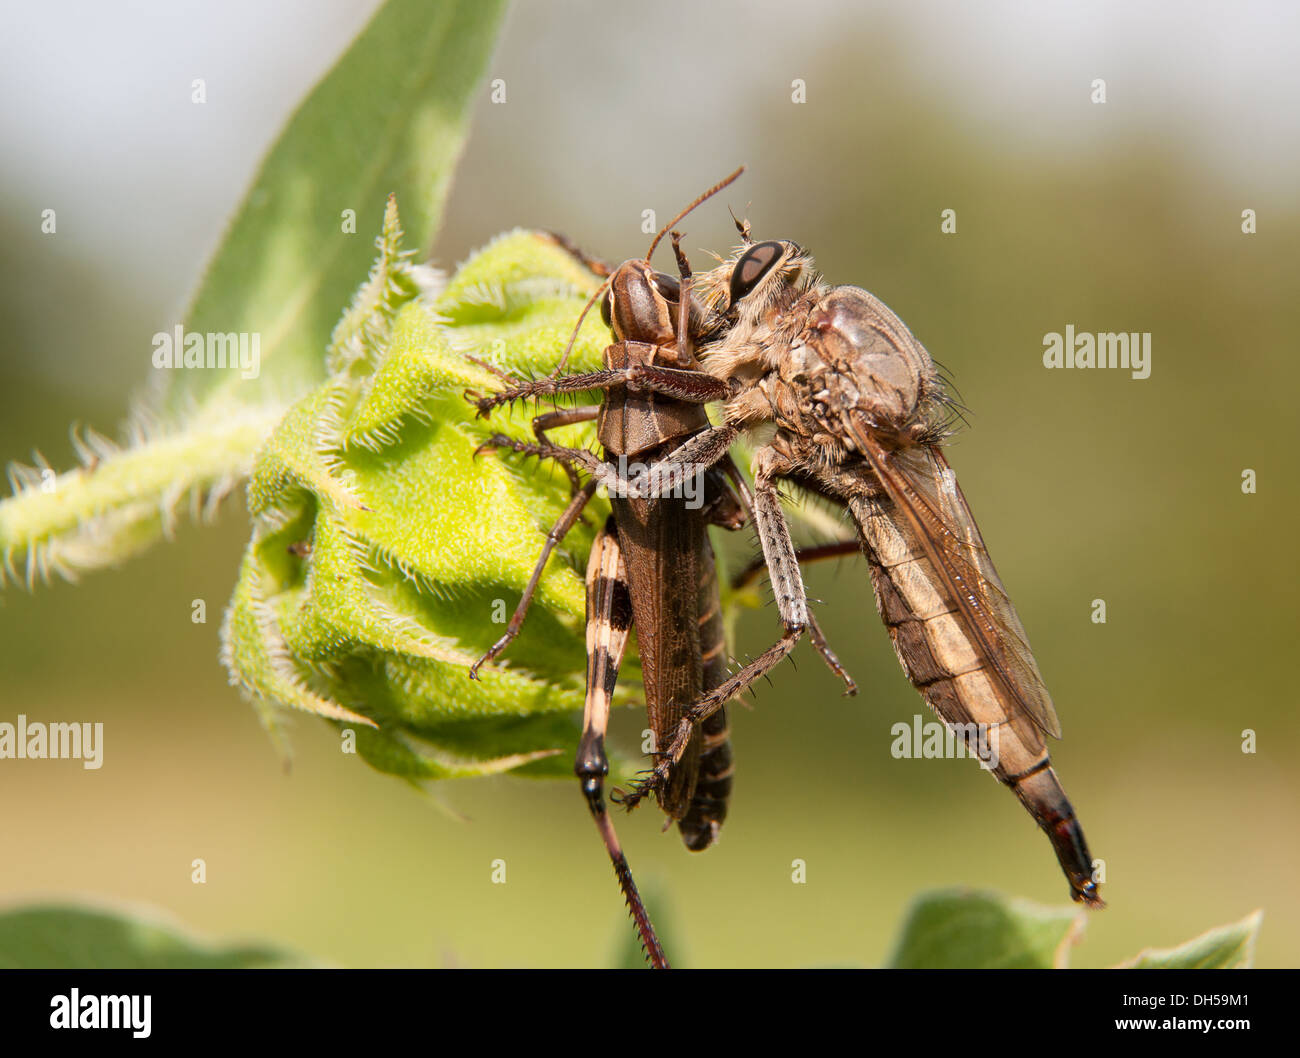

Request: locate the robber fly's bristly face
(698, 240), (950, 454)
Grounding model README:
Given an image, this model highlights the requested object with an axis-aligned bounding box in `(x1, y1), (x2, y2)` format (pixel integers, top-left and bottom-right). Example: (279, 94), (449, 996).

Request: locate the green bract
(221, 201), (640, 781)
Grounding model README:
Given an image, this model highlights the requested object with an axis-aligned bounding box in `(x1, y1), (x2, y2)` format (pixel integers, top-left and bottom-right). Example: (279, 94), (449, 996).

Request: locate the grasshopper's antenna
(554, 274), (612, 375)
(645, 166), (744, 263)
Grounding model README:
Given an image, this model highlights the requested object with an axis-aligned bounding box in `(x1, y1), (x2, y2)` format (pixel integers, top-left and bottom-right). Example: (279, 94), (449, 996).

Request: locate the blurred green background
(1, 1), (1296, 967)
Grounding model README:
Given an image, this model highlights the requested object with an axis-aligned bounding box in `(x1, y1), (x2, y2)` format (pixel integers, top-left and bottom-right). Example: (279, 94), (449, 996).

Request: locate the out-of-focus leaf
(172, 0), (507, 413)
(0, 904), (310, 969)
(887, 889), (1085, 969)
(1116, 910), (1262, 969)
(0, 0), (506, 587)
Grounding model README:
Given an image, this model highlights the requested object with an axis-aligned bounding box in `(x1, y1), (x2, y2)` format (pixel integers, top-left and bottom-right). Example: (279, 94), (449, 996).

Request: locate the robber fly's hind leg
(578, 517), (669, 969)
(730, 540), (861, 592)
(622, 448), (811, 809)
(469, 478), (598, 679)
(806, 610), (857, 697)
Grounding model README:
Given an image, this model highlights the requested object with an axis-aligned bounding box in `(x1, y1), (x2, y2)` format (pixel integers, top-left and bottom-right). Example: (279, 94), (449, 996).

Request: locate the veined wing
(851, 422), (1062, 739)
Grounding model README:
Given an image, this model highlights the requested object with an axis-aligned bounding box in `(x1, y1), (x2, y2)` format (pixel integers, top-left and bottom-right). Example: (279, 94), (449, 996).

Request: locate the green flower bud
(221, 199), (640, 782)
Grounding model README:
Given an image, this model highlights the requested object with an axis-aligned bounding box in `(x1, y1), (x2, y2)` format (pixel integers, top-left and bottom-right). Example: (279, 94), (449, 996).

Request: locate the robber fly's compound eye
(600, 286), (614, 330)
(729, 240), (786, 305)
(650, 271), (681, 303)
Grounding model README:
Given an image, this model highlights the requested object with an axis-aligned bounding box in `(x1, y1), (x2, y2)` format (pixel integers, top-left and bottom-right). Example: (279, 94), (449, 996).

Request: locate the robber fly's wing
(852, 425), (1062, 739)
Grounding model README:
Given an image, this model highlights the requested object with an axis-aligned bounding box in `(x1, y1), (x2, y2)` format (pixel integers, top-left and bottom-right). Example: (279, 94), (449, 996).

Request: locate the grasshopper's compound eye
(729, 240), (785, 305)
(600, 286), (614, 330)
(650, 271), (681, 303)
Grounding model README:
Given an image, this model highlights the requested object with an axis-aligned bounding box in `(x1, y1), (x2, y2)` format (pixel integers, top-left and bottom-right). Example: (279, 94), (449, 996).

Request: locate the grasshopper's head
(601, 259), (681, 349)
(601, 258), (726, 369)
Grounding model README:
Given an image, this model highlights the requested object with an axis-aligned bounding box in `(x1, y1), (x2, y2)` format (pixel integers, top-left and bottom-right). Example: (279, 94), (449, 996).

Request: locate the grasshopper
(464, 172), (854, 965)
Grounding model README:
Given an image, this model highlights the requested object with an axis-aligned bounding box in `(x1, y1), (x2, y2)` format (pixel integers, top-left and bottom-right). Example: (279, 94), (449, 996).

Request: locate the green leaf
(1, 0), (506, 588)
(1116, 910), (1262, 969)
(0, 904), (309, 969)
(887, 888), (1085, 969)
(172, 0), (507, 414)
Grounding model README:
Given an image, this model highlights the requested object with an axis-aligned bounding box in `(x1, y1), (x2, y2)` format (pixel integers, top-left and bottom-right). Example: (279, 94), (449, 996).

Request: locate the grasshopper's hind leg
(578, 517), (669, 968)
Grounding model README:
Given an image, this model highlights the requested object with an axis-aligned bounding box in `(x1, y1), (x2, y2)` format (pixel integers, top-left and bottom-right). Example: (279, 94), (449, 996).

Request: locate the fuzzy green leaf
(887, 889), (1085, 969)
(169, 0), (507, 414)
(1116, 910), (1262, 969)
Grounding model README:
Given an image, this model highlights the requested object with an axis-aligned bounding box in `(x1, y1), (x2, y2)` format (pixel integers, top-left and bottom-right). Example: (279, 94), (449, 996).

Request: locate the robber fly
(463, 172), (854, 965)
(619, 232), (1103, 908)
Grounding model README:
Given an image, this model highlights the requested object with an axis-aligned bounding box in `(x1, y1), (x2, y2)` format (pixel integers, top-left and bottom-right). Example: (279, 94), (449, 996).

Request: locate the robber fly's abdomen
(677, 542), (734, 851)
(855, 503), (1103, 906)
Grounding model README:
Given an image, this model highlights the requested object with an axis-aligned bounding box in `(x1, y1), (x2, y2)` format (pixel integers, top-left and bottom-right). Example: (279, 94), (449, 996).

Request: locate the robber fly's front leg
(482, 422), (740, 505)
(722, 457), (857, 694)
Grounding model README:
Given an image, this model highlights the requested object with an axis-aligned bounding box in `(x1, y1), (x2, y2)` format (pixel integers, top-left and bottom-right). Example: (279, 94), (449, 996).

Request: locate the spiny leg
(577, 517), (669, 968)
(612, 424), (738, 501)
(722, 459), (857, 693)
(481, 424), (738, 504)
(730, 539), (861, 592)
(732, 538), (862, 697)
(469, 358), (731, 418)
(532, 406), (599, 495)
(623, 454), (812, 809)
(468, 478), (598, 679)
(806, 610), (857, 697)
(478, 434), (621, 494)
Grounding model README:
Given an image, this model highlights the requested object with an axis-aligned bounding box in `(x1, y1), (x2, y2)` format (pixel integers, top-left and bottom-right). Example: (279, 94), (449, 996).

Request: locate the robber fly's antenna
(645, 166), (744, 263)
(728, 204), (753, 245)
(670, 231), (694, 367)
